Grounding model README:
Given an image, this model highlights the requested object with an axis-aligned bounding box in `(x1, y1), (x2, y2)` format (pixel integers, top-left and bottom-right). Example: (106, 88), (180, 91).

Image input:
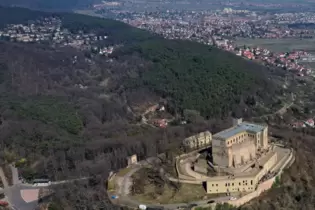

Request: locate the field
(235, 38), (315, 53)
(116, 167), (133, 177)
(74, 10), (103, 18)
(107, 178), (115, 192)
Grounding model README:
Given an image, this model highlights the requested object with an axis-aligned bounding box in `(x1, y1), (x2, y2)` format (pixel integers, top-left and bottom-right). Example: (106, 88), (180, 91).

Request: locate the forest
(0, 6), (302, 210)
(0, 39), (220, 210)
(116, 39), (284, 118)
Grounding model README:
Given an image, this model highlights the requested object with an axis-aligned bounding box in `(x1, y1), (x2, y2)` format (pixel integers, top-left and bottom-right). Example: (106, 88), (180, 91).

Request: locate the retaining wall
(176, 152), (199, 180)
(227, 149), (294, 207)
(192, 203), (216, 210)
(175, 148), (295, 208)
(227, 176), (275, 206)
(183, 162), (210, 180)
(168, 176), (202, 184)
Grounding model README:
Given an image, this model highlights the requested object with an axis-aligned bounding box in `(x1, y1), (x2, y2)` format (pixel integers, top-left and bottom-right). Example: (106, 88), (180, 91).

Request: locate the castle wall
(207, 151), (278, 195)
(212, 138), (229, 167)
(255, 152), (277, 183)
(183, 131), (212, 149)
(227, 176), (275, 207)
(206, 176), (256, 194)
(227, 149), (293, 207)
(262, 127), (268, 149)
(231, 141), (256, 166)
(226, 131), (248, 145)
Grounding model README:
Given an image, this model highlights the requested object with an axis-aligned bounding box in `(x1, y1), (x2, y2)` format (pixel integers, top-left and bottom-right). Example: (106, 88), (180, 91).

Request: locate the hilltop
(0, 0), (98, 11)
(0, 6), (290, 210)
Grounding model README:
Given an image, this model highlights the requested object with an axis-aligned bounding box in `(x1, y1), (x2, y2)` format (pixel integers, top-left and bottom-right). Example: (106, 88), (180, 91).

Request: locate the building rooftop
(214, 122), (266, 140)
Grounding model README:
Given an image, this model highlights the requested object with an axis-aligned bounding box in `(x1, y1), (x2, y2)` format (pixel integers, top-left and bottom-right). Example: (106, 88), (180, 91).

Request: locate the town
(0, 17), (116, 56)
(118, 9), (315, 77)
(3, 9), (315, 78)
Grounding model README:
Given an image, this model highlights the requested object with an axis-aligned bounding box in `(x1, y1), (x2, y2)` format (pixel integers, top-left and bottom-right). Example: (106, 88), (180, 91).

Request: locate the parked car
(207, 200), (215, 204)
(229, 197), (237, 201)
(111, 195), (118, 199)
(139, 204), (147, 210)
(0, 201), (8, 207)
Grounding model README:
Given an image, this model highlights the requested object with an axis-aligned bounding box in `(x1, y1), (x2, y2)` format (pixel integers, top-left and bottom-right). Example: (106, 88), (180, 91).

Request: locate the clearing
(131, 182), (209, 204)
(116, 167), (133, 177)
(235, 38), (315, 53)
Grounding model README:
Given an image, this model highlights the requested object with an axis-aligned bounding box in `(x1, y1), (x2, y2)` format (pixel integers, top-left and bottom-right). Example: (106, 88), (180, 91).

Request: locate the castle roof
(213, 122), (266, 140)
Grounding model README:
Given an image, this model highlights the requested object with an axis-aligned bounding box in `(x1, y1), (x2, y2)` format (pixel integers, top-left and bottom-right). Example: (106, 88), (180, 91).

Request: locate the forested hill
(116, 39), (284, 118)
(0, 6), (287, 210)
(0, 6), (284, 119)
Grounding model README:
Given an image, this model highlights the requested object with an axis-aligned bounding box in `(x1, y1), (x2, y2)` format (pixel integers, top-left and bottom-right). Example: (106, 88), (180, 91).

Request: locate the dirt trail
(253, 102), (294, 119)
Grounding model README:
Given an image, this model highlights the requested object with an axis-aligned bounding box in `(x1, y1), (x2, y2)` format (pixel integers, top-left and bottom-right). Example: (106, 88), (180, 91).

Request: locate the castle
(179, 118), (291, 195)
(212, 119), (268, 168)
(183, 119), (268, 167)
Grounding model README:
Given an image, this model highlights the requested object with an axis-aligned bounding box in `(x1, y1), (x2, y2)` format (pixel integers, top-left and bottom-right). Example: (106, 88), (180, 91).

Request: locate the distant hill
(0, 6), (46, 27)
(0, 0), (99, 11)
(0, 6), (157, 44)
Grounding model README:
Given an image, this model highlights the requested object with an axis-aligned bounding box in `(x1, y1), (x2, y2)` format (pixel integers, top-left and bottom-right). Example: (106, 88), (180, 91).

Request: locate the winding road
(113, 159), (231, 210)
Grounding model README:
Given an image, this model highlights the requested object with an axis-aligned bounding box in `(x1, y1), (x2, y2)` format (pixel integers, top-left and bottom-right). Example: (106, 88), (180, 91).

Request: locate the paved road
(5, 185), (39, 210)
(51, 177), (89, 185)
(0, 166), (38, 210)
(117, 193), (230, 210)
(0, 165), (90, 210)
(10, 165), (20, 185)
(152, 195), (231, 210)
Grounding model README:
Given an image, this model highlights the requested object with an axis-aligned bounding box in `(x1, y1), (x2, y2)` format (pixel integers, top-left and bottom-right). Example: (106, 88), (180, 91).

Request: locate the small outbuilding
(127, 154), (138, 166)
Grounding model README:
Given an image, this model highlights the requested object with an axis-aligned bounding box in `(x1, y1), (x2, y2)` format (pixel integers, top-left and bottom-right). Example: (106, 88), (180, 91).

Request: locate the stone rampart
(227, 149), (294, 207)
